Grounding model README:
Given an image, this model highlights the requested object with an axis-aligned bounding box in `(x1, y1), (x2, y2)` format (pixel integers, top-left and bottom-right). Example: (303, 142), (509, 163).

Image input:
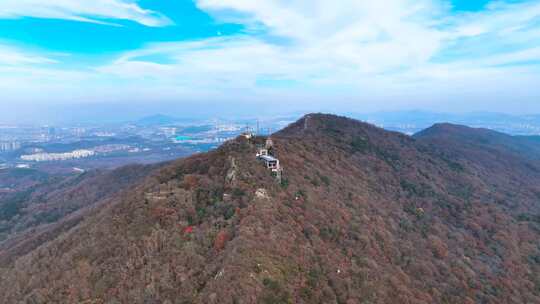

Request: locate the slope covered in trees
(0, 164), (157, 266)
(0, 114), (539, 303)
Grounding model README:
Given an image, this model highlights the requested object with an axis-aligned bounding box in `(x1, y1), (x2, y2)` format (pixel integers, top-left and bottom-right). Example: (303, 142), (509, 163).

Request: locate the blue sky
(0, 0), (539, 116)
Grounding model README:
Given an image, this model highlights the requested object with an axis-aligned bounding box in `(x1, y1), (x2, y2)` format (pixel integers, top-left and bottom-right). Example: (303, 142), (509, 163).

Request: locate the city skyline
(0, 0), (539, 117)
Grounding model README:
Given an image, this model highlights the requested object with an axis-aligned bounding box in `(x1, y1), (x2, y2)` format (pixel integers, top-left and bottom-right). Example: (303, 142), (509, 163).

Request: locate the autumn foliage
(1, 114), (539, 303)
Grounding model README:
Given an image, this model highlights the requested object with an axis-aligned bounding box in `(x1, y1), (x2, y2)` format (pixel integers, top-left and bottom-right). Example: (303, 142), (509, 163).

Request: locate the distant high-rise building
(72, 128), (86, 137)
(42, 126), (57, 141)
(0, 141), (21, 152)
(48, 127), (56, 137)
(160, 127), (177, 137)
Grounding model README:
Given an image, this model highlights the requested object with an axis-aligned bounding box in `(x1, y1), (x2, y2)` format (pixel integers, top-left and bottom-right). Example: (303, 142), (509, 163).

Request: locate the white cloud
(96, 1), (540, 88)
(450, 1), (540, 38)
(97, 0), (447, 88)
(0, 44), (56, 65)
(1, 0), (540, 112)
(0, 0), (171, 26)
(196, 0), (446, 71)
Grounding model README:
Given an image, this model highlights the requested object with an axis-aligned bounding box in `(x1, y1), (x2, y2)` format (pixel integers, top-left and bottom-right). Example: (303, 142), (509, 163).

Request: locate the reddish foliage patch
(214, 230), (230, 251)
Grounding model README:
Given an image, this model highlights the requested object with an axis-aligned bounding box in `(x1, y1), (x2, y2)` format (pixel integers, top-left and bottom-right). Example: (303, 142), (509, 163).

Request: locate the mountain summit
(1, 114), (539, 303)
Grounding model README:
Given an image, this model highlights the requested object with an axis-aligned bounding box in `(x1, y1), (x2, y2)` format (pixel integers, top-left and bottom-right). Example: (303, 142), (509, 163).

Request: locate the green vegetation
(187, 215), (194, 225)
(280, 177), (289, 189)
(260, 278), (291, 304)
(295, 190), (307, 200)
(196, 206), (207, 219)
(324, 124), (345, 138)
(299, 268), (322, 301)
(400, 180), (434, 197)
(219, 203), (236, 220)
(320, 226), (340, 241)
(320, 175), (331, 187)
(0, 190), (31, 221)
(373, 146), (401, 169)
(6, 168), (49, 180)
(232, 188), (246, 198)
(517, 213), (540, 223)
(440, 156), (464, 172)
(450, 184), (473, 201)
(34, 210), (64, 225)
(527, 254), (540, 265)
(399, 218), (414, 232)
(211, 188), (224, 204)
(307, 268), (321, 288)
(351, 136), (370, 153)
(299, 286), (314, 301)
(403, 203), (425, 220)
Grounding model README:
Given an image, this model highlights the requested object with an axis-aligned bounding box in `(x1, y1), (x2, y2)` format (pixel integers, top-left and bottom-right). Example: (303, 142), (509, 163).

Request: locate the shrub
(232, 188), (246, 198)
(260, 278), (291, 304)
(517, 213), (540, 223)
(219, 204), (235, 220)
(299, 286), (314, 301)
(307, 269), (321, 288)
(280, 178), (289, 189)
(351, 137), (369, 153)
(320, 175), (331, 187)
(320, 227), (339, 241)
(528, 254), (540, 265)
(196, 206), (207, 219)
(399, 218), (414, 232)
(0, 190), (30, 221)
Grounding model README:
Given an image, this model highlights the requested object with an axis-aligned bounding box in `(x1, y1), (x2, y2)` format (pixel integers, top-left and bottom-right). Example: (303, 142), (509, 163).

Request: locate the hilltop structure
(256, 137), (282, 182)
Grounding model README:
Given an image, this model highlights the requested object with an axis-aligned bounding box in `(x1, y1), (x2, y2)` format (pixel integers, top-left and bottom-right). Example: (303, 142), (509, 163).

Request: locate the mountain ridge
(1, 114), (539, 303)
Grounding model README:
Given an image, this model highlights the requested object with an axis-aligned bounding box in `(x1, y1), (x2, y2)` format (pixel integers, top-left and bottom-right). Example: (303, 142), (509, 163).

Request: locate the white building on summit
(256, 137), (283, 181)
(257, 153), (280, 171)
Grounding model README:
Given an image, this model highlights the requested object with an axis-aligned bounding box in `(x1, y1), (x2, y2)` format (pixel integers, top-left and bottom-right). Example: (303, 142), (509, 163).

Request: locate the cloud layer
(0, 0), (171, 26)
(1, 0), (540, 112)
(98, 1), (540, 96)
(0, 44), (56, 65)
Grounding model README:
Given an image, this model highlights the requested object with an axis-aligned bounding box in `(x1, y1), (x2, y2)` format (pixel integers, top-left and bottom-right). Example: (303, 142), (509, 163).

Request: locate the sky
(0, 0), (540, 122)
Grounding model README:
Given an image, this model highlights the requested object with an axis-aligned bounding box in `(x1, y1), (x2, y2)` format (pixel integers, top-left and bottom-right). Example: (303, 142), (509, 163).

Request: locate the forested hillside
(1, 114), (539, 303)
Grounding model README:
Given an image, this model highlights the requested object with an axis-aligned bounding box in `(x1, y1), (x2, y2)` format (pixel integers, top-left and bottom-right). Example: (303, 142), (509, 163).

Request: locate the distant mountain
(414, 123), (540, 162)
(350, 111), (540, 135)
(135, 114), (181, 126)
(1, 114), (539, 303)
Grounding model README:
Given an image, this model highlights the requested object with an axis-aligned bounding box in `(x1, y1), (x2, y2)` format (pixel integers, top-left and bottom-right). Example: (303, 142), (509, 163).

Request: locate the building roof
(259, 155), (278, 162)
